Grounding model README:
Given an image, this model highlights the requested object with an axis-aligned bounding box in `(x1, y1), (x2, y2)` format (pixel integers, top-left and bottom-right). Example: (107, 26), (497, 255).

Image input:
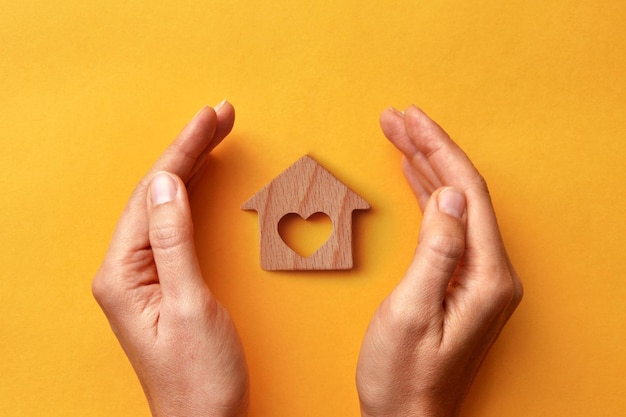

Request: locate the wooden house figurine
(242, 155), (370, 271)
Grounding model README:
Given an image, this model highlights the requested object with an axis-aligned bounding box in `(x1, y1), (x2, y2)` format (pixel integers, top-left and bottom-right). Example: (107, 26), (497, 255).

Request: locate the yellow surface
(1, 1), (625, 415)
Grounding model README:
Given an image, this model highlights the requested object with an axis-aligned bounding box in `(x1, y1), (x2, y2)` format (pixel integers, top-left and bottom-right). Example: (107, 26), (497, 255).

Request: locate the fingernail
(437, 187), (466, 219)
(193, 105), (208, 119)
(150, 172), (178, 206)
(388, 106), (404, 117)
(214, 99), (227, 112)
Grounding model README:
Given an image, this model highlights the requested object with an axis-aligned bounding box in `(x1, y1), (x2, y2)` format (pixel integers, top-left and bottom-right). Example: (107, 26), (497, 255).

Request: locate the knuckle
(169, 292), (220, 327)
(483, 270), (519, 311)
(511, 273), (524, 307)
(91, 271), (107, 303)
(475, 173), (490, 192)
(468, 173), (493, 201)
(149, 222), (192, 251)
(425, 233), (465, 262)
(494, 281), (516, 308)
(91, 267), (120, 311)
(420, 130), (446, 157)
(169, 139), (196, 162)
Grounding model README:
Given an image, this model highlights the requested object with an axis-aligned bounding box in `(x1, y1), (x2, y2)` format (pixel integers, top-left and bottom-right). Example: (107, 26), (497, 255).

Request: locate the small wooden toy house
(242, 155), (370, 271)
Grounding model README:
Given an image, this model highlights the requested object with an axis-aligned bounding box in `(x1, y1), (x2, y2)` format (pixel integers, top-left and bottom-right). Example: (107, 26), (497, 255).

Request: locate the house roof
(241, 155), (370, 217)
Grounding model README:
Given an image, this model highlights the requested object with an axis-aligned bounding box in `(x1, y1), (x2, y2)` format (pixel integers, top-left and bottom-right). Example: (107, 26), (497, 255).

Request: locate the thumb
(402, 187), (467, 306)
(147, 171), (206, 302)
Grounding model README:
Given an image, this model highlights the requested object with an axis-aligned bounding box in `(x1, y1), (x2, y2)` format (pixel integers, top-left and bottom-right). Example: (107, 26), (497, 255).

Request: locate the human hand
(92, 102), (249, 417)
(356, 106), (523, 417)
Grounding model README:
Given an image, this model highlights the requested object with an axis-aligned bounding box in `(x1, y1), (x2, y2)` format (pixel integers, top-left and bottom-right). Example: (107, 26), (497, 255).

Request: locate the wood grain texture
(242, 155), (370, 270)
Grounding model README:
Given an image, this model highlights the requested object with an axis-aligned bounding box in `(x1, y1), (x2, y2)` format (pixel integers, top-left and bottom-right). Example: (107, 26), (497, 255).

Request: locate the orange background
(1, 1), (625, 415)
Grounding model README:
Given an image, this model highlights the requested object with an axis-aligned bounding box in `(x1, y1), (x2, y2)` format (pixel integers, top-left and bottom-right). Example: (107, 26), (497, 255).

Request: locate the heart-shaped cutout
(278, 212), (333, 258)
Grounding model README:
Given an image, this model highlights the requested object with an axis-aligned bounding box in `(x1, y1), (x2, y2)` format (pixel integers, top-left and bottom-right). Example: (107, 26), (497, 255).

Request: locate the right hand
(356, 106), (523, 417)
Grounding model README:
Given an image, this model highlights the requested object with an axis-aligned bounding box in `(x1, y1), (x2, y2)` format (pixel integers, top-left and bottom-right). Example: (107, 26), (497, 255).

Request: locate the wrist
(148, 390), (249, 417)
(359, 398), (461, 417)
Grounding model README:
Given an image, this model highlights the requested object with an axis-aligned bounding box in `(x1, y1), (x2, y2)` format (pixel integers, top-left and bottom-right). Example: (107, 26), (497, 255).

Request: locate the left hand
(92, 102), (249, 417)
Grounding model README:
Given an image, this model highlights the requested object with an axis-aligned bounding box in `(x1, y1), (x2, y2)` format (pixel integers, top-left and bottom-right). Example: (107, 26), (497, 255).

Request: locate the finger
(402, 106), (507, 267)
(393, 187), (467, 315)
(146, 171), (209, 305)
(187, 100), (235, 181)
(380, 108), (442, 192)
(105, 105), (223, 264)
(148, 105), (219, 183)
(208, 100), (236, 153)
(402, 105), (485, 192)
(186, 157), (209, 194)
(380, 107), (417, 155)
(401, 156), (430, 211)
